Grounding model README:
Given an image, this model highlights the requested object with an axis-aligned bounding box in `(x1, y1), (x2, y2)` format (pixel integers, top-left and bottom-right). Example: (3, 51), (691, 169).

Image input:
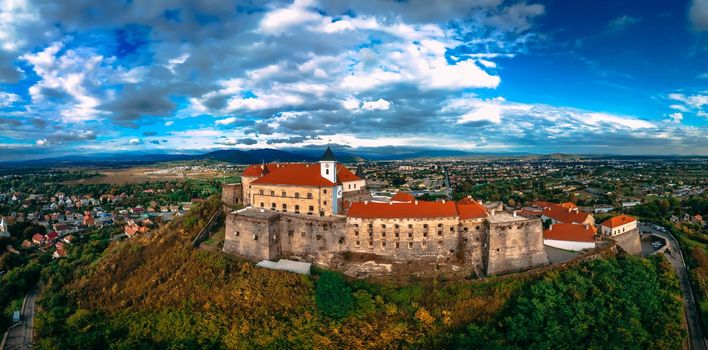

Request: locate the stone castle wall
(612, 228), (641, 255)
(221, 183), (243, 209)
(225, 207), (549, 276)
(486, 214), (549, 275)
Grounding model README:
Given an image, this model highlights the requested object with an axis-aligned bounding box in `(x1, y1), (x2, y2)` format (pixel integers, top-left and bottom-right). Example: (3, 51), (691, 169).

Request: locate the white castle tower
(319, 146), (337, 184)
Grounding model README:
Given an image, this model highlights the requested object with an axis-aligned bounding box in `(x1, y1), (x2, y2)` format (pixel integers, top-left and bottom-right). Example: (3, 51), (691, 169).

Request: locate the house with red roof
(600, 215), (637, 236)
(541, 204), (594, 226)
(240, 147), (367, 216)
(32, 233), (44, 245)
(543, 223), (596, 251)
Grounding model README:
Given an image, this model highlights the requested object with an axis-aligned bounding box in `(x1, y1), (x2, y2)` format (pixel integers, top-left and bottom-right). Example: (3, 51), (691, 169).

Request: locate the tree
(315, 271), (354, 319)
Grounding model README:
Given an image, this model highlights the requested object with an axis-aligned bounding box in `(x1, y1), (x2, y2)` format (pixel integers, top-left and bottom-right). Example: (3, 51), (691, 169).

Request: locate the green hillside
(32, 195), (685, 349)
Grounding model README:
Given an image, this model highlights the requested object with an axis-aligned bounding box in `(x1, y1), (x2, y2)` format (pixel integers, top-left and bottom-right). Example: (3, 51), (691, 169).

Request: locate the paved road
(640, 224), (707, 350)
(4, 286), (37, 350)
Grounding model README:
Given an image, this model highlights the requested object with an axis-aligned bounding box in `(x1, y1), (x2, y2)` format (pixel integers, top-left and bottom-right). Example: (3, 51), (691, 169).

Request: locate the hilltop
(31, 195), (685, 349)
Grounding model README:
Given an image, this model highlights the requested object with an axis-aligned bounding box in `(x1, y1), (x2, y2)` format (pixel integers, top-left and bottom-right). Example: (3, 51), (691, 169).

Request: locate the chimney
(549, 224), (553, 231)
(513, 211), (517, 217)
(491, 209), (495, 216)
(478, 200), (483, 205)
(389, 201), (393, 205)
(585, 223), (589, 230)
(364, 200), (368, 205)
(442, 199), (446, 204)
(415, 200), (419, 205)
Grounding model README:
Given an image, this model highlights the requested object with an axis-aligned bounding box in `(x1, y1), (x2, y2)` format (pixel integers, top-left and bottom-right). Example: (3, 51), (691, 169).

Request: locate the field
(61, 166), (241, 185)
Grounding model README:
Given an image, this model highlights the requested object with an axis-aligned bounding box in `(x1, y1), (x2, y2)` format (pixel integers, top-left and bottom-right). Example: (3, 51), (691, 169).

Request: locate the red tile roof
(251, 163), (336, 187)
(248, 163), (361, 188)
(336, 164), (361, 183)
(243, 164), (268, 177)
(348, 200), (458, 219)
(600, 215), (636, 228)
(456, 198), (488, 220)
(391, 192), (415, 202)
(543, 206), (590, 224)
(544, 223), (595, 243)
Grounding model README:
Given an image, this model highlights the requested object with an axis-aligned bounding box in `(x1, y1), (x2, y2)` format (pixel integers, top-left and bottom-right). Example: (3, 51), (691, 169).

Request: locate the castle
(222, 148), (549, 276)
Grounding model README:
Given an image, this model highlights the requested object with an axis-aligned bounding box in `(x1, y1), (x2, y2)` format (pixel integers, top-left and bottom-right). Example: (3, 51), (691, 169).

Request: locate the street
(640, 223), (708, 350)
(4, 286), (37, 350)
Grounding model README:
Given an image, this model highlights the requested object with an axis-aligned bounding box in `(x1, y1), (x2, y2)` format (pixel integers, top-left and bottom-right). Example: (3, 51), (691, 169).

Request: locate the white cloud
(259, 0), (321, 36)
(129, 138), (141, 145)
(0, 0), (40, 52)
(668, 112), (683, 123)
(361, 98), (391, 111)
(478, 59), (497, 68)
(215, 116), (237, 125)
(342, 98), (360, 110)
(0, 91), (19, 107)
(36, 138), (46, 146)
(689, 0), (708, 31)
(165, 120), (174, 126)
(164, 53), (189, 74)
(21, 42), (105, 122)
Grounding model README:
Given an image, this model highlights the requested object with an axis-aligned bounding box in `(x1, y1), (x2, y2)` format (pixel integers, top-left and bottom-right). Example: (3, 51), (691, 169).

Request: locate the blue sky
(0, 0), (707, 160)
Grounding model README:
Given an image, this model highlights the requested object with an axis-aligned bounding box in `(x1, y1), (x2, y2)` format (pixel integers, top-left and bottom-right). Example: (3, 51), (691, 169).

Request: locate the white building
(600, 215), (637, 236)
(543, 223), (596, 251)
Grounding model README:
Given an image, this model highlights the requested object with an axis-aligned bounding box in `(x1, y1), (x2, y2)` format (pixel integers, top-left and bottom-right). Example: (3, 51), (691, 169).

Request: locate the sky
(0, 0), (707, 160)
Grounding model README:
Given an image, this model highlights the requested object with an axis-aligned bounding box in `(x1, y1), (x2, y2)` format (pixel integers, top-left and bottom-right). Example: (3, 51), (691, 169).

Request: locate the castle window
(326, 169), (330, 175)
(271, 203), (276, 209)
(348, 184), (351, 189)
(354, 184), (357, 189)
(295, 192), (300, 198)
(476, 226), (480, 230)
(260, 202), (264, 207)
(368, 223), (373, 228)
(356, 241), (360, 246)
(354, 231), (359, 236)
(282, 204), (287, 211)
(323, 201), (327, 205)
(423, 231), (428, 237)
(324, 189), (327, 194)
(270, 191), (275, 196)
(395, 242), (400, 249)
(423, 224), (428, 229)
(382, 241), (386, 247)
(450, 227), (454, 232)
(309, 206), (314, 212)
(463, 227), (468, 232)
(288, 230), (294, 236)
(259, 189), (264, 195)
(395, 224), (399, 229)
(422, 241), (427, 248)
(235, 231), (240, 237)
(282, 191), (287, 197)
(408, 224), (413, 229)
(368, 241), (373, 246)
(408, 232), (413, 238)
(408, 242), (413, 249)
(437, 223), (443, 228)
(295, 205), (300, 213)
(307, 193), (313, 199)
(395, 231), (399, 238)
(381, 224), (386, 229)
(253, 235), (258, 240)
(382, 232), (386, 237)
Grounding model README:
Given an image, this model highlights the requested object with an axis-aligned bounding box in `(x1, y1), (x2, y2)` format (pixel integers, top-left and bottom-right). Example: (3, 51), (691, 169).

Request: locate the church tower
(320, 147), (337, 184)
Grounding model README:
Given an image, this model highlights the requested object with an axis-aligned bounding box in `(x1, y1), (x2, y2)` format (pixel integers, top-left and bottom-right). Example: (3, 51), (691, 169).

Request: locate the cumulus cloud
(669, 92), (708, 118)
(0, 92), (20, 107)
(129, 138), (141, 145)
(215, 117), (237, 125)
(361, 99), (391, 111)
(689, 0), (708, 31)
(668, 112), (683, 123)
